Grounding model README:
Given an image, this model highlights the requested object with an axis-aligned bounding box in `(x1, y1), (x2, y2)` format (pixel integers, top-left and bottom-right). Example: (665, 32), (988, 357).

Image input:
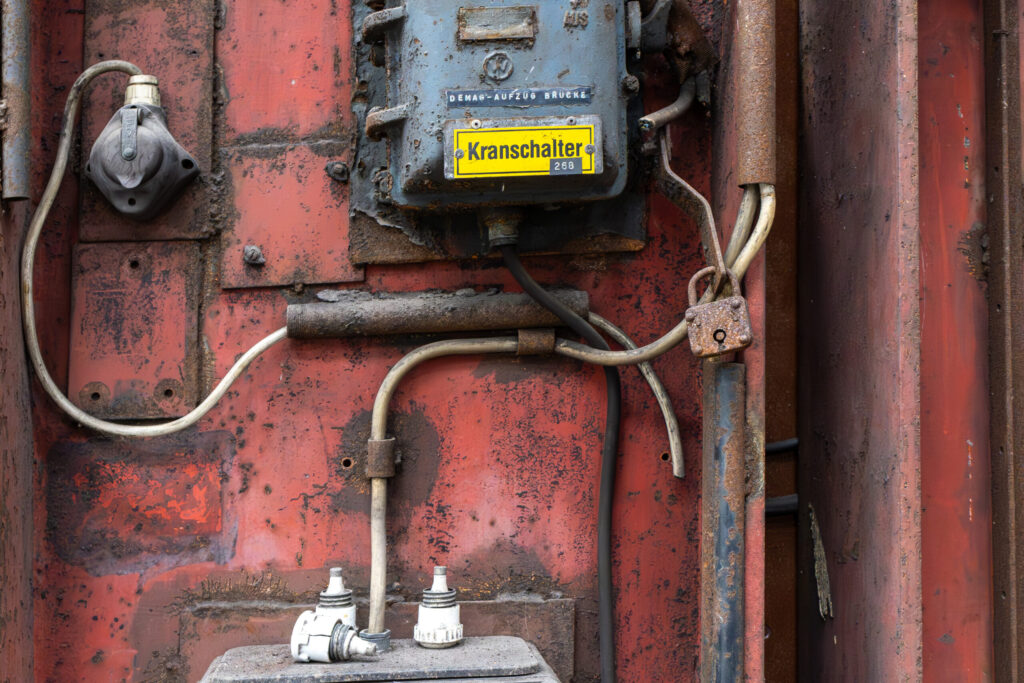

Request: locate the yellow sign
(450, 124), (597, 178)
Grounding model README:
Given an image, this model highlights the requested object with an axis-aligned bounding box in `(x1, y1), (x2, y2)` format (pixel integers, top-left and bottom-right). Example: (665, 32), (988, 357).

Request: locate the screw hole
(181, 158), (195, 170)
(713, 329), (727, 343)
(127, 197), (137, 206)
(660, 452), (670, 462)
(163, 388), (174, 398)
(90, 392), (101, 401)
(129, 259), (140, 269)
(341, 458), (353, 469)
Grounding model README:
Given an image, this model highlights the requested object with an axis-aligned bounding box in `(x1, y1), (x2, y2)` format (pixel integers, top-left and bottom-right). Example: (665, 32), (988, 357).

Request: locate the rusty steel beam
(797, 0), (922, 679)
(286, 289), (588, 339)
(984, 0), (1024, 678)
(700, 361), (747, 682)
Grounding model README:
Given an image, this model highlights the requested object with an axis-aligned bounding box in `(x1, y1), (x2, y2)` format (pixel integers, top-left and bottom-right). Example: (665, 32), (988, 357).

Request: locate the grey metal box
(373, 0), (631, 209)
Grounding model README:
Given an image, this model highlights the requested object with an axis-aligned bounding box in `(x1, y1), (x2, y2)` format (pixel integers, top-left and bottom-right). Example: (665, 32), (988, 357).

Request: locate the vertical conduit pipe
(736, 0), (777, 188)
(700, 361), (747, 682)
(2, 0), (30, 201)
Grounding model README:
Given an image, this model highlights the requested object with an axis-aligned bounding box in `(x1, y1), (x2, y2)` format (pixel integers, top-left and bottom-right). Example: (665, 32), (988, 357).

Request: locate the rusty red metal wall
(24, 2), (758, 682)
(797, 0), (923, 680)
(919, 0), (994, 679)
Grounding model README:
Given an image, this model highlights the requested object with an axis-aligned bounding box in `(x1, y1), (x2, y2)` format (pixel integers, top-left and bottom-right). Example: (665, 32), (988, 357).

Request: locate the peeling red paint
(919, 0), (993, 678)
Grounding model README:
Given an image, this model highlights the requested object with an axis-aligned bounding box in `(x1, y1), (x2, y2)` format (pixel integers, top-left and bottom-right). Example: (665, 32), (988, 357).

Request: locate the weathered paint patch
(68, 241), (202, 419)
(46, 432), (236, 574)
(220, 142), (364, 288)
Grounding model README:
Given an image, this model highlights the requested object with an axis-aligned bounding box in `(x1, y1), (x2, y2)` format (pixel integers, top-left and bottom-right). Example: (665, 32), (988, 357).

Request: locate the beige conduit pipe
(366, 337), (518, 634)
(555, 183), (776, 367)
(588, 313), (686, 478)
(364, 183), (777, 632)
(20, 60), (288, 438)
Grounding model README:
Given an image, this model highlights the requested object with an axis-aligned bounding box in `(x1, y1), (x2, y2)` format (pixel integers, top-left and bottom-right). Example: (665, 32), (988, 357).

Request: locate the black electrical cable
(765, 437), (798, 455)
(500, 245), (621, 683)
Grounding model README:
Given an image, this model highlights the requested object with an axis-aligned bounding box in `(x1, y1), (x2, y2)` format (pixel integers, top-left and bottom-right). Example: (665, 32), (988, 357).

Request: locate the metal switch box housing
(369, 1), (631, 209)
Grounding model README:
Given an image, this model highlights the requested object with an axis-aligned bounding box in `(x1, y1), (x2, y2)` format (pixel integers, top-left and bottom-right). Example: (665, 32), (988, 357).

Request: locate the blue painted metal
(366, 0), (633, 208)
(701, 361), (747, 682)
(2, 0), (30, 201)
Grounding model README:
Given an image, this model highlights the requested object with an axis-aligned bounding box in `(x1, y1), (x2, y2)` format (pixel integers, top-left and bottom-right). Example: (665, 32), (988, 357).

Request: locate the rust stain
(957, 222), (989, 282)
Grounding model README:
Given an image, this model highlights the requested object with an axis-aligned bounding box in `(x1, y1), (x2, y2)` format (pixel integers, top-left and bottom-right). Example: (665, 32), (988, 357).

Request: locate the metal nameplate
(444, 116), (603, 179)
(445, 87), (593, 108)
(457, 6), (538, 42)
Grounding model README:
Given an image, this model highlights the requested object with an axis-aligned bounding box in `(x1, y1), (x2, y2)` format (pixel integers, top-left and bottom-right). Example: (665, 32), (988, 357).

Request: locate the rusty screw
(325, 161), (350, 183)
(621, 74), (640, 94)
(243, 244), (266, 267)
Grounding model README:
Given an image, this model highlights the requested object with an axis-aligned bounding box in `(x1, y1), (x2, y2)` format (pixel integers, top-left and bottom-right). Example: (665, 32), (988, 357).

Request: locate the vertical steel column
(700, 361), (747, 682)
(1, 0), (30, 201)
(984, 0), (1024, 678)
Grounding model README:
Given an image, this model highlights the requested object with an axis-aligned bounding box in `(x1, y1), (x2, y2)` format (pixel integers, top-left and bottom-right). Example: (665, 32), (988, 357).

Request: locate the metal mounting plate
(200, 637), (559, 682)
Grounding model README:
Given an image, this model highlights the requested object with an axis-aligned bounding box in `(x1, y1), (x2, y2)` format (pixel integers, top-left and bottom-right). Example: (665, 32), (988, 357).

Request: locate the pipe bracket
(517, 328), (556, 356)
(366, 438), (397, 479)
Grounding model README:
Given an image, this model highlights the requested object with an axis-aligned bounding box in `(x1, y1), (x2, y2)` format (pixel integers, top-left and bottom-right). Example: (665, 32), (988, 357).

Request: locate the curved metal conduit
(555, 182), (776, 367)
(365, 337), (519, 635)
(20, 61), (290, 439)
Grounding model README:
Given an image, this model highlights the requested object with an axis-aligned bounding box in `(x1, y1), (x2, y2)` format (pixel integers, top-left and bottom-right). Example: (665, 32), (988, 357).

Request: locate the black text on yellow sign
(451, 124), (598, 178)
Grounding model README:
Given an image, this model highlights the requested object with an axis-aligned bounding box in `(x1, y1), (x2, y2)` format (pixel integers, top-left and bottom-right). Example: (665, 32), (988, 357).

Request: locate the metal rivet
(325, 161), (349, 183)
(470, 119), (482, 129)
(585, 144), (596, 154)
(243, 244), (266, 266)
(455, 149), (465, 159)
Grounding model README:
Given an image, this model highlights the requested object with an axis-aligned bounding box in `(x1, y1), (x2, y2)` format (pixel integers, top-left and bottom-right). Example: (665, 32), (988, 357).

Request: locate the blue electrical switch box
(364, 1), (632, 209)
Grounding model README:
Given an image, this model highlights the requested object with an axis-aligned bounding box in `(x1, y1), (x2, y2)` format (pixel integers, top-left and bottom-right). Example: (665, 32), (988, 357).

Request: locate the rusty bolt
(325, 161), (350, 183)
(243, 244), (266, 266)
(373, 169), (394, 196)
(621, 74), (640, 94)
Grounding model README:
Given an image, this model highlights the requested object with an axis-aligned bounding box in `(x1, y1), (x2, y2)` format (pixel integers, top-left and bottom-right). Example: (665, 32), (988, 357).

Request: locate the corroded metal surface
(920, 0), (994, 679)
(68, 241), (201, 419)
(287, 290), (588, 339)
(0, 205), (33, 681)
(699, 361), (746, 682)
(1, 0), (31, 200)
(711, 1), (767, 677)
(797, 0), (923, 680)
(220, 142), (364, 289)
(366, 438), (397, 479)
(735, 0), (776, 186)
(515, 328), (555, 356)
(984, 0), (1024, 677)
(25, 2), (733, 681)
